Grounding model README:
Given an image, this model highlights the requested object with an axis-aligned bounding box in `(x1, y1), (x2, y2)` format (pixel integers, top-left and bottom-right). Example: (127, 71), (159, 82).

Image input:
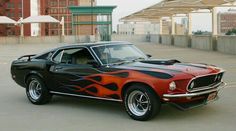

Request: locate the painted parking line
(0, 62), (8, 65)
(225, 82), (236, 88)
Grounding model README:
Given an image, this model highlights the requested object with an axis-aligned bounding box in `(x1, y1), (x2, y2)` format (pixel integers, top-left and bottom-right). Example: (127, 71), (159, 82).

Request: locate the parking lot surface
(0, 42), (235, 131)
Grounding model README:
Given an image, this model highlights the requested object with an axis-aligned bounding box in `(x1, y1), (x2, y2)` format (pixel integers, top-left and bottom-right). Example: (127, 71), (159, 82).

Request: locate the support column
(20, 24), (24, 37)
(71, 14), (77, 42)
(20, 18), (24, 37)
(159, 18), (163, 44)
(159, 18), (163, 35)
(61, 17), (65, 36)
(171, 16), (175, 35)
(60, 17), (65, 43)
(171, 16), (175, 45)
(19, 17), (24, 44)
(187, 13), (192, 47)
(212, 7), (218, 51)
(212, 7), (218, 36)
(188, 13), (192, 35)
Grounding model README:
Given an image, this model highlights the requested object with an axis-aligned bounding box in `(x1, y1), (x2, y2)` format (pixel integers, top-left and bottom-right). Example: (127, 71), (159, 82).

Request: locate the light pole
(20, 0), (24, 37)
(22, 0), (23, 18)
(91, 0), (94, 35)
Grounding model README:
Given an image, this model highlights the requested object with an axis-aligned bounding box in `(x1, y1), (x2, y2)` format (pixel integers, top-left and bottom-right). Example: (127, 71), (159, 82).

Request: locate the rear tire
(26, 76), (52, 105)
(124, 84), (161, 121)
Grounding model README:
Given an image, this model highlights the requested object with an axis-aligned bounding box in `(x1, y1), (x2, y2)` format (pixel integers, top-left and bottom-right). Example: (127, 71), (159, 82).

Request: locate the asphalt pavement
(0, 42), (235, 131)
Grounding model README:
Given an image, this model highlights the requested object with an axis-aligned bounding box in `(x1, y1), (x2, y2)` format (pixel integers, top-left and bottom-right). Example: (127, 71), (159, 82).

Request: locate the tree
(225, 28), (236, 35)
(194, 30), (203, 35)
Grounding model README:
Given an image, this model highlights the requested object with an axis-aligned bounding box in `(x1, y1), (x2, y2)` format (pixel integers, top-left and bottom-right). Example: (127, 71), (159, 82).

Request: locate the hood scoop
(140, 59), (181, 65)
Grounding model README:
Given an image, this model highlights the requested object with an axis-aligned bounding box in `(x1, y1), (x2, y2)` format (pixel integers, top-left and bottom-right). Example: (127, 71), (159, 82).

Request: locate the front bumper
(163, 82), (226, 98)
(162, 82), (226, 110)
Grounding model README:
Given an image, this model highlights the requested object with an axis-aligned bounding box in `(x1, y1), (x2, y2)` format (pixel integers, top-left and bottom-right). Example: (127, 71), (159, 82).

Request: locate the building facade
(162, 20), (171, 34)
(39, 0), (96, 36)
(218, 11), (236, 35)
(117, 22), (160, 35)
(0, 0), (31, 36)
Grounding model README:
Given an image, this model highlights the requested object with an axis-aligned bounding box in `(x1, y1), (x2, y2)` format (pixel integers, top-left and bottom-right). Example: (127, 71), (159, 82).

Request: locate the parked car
(11, 42), (226, 121)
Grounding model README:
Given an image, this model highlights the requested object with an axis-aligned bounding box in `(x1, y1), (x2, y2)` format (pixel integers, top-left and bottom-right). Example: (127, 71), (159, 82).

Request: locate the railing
(111, 34), (236, 55)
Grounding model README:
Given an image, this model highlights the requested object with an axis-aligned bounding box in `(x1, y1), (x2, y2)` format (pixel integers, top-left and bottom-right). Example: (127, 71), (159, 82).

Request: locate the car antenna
(105, 43), (109, 67)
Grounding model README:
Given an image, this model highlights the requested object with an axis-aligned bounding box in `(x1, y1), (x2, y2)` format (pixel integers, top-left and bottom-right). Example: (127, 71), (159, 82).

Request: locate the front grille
(188, 72), (224, 91)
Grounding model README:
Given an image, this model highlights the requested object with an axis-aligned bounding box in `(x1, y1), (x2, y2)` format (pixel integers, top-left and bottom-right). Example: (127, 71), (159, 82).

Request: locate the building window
(7, 12), (14, 18)
(19, 12), (22, 17)
(7, 30), (15, 36)
(68, 24), (72, 28)
(50, 8), (57, 14)
(49, 0), (57, 7)
(51, 30), (58, 35)
(6, 3), (14, 8)
(59, 8), (63, 13)
(51, 15), (59, 20)
(50, 23), (58, 29)
(59, 0), (66, 7)
(69, 0), (75, 6)
(68, 16), (71, 21)
(63, 8), (67, 14)
(18, 2), (22, 8)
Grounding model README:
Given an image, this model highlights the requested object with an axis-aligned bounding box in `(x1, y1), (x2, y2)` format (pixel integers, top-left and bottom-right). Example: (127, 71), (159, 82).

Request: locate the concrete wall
(191, 35), (213, 50)
(161, 35), (172, 45)
(112, 34), (147, 43)
(217, 36), (236, 55)
(173, 35), (189, 47)
(22, 36), (61, 44)
(1, 35), (236, 55)
(0, 35), (93, 45)
(0, 37), (19, 45)
(150, 34), (160, 44)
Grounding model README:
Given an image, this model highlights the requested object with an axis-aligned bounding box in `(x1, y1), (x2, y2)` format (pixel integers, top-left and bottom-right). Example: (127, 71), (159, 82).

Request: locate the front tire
(124, 84), (161, 121)
(26, 76), (52, 105)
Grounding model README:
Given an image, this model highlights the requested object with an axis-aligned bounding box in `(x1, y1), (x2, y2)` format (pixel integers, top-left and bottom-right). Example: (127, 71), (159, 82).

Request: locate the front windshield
(92, 43), (147, 65)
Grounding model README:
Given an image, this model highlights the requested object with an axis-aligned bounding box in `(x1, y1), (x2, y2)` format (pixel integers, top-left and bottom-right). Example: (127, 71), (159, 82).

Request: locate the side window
(53, 50), (63, 63)
(53, 48), (96, 65)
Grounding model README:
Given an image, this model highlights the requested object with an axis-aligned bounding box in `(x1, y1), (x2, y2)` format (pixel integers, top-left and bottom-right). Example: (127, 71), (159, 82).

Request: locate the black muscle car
(11, 42), (226, 121)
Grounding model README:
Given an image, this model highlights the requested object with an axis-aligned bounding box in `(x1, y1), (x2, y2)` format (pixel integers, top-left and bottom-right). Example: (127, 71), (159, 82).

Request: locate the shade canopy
(20, 15), (60, 24)
(0, 16), (17, 24)
(121, 0), (236, 22)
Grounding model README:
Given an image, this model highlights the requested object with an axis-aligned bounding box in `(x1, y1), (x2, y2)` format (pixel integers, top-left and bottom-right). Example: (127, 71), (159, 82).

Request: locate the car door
(49, 47), (103, 94)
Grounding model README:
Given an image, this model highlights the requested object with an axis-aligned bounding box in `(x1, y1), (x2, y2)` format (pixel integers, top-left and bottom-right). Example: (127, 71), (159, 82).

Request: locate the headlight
(169, 81), (176, 91)
(214, 75), (218, 81)
(189, 81), (195, 89)
(218, 74), (222, 81)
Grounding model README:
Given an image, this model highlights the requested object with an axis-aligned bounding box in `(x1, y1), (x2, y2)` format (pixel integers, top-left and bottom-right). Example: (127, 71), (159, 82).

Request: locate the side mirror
(146, 54), (152, 58)
(87, 60), (100, 68)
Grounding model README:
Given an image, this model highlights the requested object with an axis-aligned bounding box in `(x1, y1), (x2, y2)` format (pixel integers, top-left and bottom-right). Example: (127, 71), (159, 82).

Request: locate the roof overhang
(121, 0), (236, 22)
(68, 6), (117, 15)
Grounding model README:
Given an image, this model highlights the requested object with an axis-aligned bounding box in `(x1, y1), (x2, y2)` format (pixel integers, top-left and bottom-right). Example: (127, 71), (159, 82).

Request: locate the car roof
(56, 41), (133, 50)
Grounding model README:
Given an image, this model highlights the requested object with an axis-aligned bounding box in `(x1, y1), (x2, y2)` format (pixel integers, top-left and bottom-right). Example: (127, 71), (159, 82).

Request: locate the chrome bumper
(163, 82), (227, 98)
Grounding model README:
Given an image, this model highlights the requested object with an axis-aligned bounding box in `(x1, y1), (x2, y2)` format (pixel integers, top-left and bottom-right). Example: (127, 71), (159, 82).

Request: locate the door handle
(55, 67), (63, 70)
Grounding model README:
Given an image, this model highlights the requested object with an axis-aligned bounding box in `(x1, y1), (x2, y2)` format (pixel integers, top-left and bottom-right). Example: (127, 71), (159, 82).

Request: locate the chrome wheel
(28, 79), (42, 100)
(127, 90), (150, 116)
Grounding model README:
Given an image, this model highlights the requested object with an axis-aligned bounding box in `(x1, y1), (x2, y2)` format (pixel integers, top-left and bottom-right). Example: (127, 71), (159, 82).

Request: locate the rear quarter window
(36, 51), (54, 60)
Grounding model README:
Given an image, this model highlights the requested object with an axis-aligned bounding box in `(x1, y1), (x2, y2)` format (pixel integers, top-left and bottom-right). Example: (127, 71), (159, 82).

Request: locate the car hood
(114, 59), (219, 77)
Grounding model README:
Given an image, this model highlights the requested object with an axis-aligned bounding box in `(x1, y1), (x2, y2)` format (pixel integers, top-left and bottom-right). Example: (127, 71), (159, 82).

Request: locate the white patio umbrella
(19, 15), (64, 36)
(0, 16), (17, 24)
(20, 15), (60, 24)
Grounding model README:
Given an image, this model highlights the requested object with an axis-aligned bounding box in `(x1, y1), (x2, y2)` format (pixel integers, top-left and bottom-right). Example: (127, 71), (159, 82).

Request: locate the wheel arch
(121, 81), (160, 101)
(24, 71), (44, 86)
